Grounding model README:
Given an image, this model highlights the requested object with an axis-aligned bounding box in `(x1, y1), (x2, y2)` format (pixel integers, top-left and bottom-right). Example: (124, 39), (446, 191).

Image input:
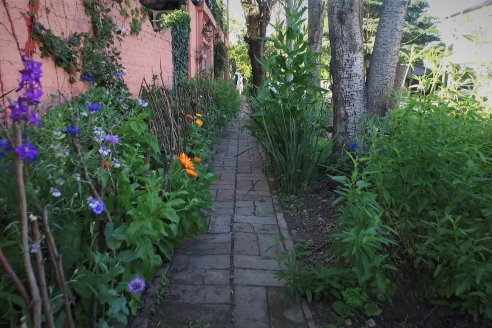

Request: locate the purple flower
(28, 112), (42, 126)
(99, 146), (111, 156)
(30, 243), (40, 254)
(112, 158), (121, 168)
(88, 103), (102, 112)
(348, 140), (358, 152)
(128, 277), (146, 294)
(88, 197), (105, 215)
(50, 187), (62, 198)
(138, 99), (149, 107)
(9, 97), (30, 122)
(25, 85), (43, 102)
(104, 134), (120, 144)
(18, 59), (42, 88)
(82, 75), (93, 83)
(0, 139), (10, 150)
(15, 142), (38, 160)
(114, 72), (123, 78)
(66, 125), (80, 135)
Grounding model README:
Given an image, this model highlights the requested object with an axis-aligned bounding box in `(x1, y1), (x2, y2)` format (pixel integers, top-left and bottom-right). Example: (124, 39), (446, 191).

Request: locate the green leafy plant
(32, 22), (82, 78)
(361, 96), (492, 319)
(249, 0), (328, 193)
(214, 41), (227, 78)
(160, 10), (191, 87)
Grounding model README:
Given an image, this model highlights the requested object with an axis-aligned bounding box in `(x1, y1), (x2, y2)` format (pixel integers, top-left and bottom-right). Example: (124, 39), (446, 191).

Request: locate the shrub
(362, 96), (492, 319)
(249, 0), (328, 194)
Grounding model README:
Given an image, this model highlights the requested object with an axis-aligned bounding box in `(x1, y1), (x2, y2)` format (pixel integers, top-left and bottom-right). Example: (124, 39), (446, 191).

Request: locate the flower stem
(41, 208), (75, 328)
(0, 247), (31, 309)
(14, 123), (42, 327)
(30, 216), (55, 328)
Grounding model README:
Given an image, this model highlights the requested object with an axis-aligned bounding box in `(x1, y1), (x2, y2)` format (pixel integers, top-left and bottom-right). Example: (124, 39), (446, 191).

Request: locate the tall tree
(241, 0), (276, 88)
(308, 0), (324, 85)
(328, 0), (409, 148)
(366, 0), (409, 115)
(328, 0), (366, 148)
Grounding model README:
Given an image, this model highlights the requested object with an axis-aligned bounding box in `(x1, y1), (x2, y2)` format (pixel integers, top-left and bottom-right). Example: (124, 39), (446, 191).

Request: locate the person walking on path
(145, 104), (313, 328)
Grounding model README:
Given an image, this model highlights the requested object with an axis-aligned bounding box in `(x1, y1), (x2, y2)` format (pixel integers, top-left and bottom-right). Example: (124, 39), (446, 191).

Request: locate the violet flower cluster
(88, 196), (105, 215)
(9, 56), (43, 125)
(3, 56), (44, 161)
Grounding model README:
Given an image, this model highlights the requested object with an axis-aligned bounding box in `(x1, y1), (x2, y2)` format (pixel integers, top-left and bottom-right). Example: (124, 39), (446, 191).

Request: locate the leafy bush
(249, 0), (328, 194)
(0, 78), (230, 325)
(362, 96), (492, 319)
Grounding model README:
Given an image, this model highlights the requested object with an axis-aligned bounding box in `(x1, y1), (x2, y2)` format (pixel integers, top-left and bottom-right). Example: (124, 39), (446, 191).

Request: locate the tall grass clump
(249, 0), (329, 194)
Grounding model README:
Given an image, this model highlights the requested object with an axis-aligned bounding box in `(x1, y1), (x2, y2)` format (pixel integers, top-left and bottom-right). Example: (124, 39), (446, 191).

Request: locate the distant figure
(234, 71), (240, 86)
(236, 73), (244, 95)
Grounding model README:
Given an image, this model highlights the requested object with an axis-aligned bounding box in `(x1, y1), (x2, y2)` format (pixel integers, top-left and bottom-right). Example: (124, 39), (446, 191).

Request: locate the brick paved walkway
(151, 107), (312, 328)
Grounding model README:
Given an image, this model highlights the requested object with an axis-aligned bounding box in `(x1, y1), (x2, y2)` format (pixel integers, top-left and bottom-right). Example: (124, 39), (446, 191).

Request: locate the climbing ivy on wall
(214, 41), (227, 79)
(29, 0), (147, 87)
(160, 10), (191, 87)
(32, 23), (82, 82)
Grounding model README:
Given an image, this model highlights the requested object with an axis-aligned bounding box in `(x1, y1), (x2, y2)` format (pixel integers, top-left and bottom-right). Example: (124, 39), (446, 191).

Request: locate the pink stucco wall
(188, 0), (229, 79)
(0, 0), (173, 110)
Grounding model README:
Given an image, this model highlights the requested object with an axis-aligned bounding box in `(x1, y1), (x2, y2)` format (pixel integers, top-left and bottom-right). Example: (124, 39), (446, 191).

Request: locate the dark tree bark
(328, 0), (366, 149)
(241, 0), (275, 89)
(308, 0), (324, 85)
(366, 0), (409, 116)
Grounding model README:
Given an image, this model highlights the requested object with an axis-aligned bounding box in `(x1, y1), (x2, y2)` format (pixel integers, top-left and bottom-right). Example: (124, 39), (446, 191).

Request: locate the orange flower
(186, 114), (194, 121)
(195, 119), (204, 127)
(192, 156), (202, 163)
(178, 152), (195, 170)
(195, 113), (203, 118)
(103, 160), (112, 169)
(186, 169), (198, 178)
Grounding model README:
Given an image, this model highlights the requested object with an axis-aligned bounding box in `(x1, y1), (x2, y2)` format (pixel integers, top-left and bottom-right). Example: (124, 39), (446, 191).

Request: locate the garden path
(148, 105), (314, 327)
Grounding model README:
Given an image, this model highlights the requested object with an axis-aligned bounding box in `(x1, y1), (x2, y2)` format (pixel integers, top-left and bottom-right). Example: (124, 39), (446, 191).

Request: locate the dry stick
(41, 208), (75, 328)
(71, 137), (112, 223)
(14, 124), (42, 328)
(0, 247), (31, 308)
(30, 216), (55, 328)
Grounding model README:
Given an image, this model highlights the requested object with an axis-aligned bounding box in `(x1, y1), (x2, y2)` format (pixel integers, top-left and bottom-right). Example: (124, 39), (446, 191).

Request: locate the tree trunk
(366, 0), (409, 116)
(241, 0), (273, 89)
(328, 0), (366, 150)
(308, 0), (324, 86)
(389, 61), (407, 109)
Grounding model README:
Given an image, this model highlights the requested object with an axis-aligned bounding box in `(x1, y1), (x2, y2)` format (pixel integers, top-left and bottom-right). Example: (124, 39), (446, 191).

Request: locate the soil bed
(279, 177), (492, 328)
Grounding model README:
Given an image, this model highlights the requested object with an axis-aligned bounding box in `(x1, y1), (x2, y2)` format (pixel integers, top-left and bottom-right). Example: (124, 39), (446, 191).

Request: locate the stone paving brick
(234, 255), (283, 271)
(255, 202), (276, 217)
(235, 269), (284, 287)
(216, 189), (235, 201)
(258, 233), (283, 257)
(234, 214), (277, 225)
(172, 255), (230, 271)
(235, 206), (255, 216)
(208, 216), (231, 233)
(157, 304), (232, 328)
(172, 268), (231, 285)
(233, 286), (269, 328)
(233, 222), (279, 234)
(167, 284), (231, 304)
(233, 232), (259, 255)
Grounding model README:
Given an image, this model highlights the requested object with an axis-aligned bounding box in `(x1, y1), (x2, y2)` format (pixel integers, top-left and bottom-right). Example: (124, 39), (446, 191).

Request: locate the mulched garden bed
(278, 177), (492, 328)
